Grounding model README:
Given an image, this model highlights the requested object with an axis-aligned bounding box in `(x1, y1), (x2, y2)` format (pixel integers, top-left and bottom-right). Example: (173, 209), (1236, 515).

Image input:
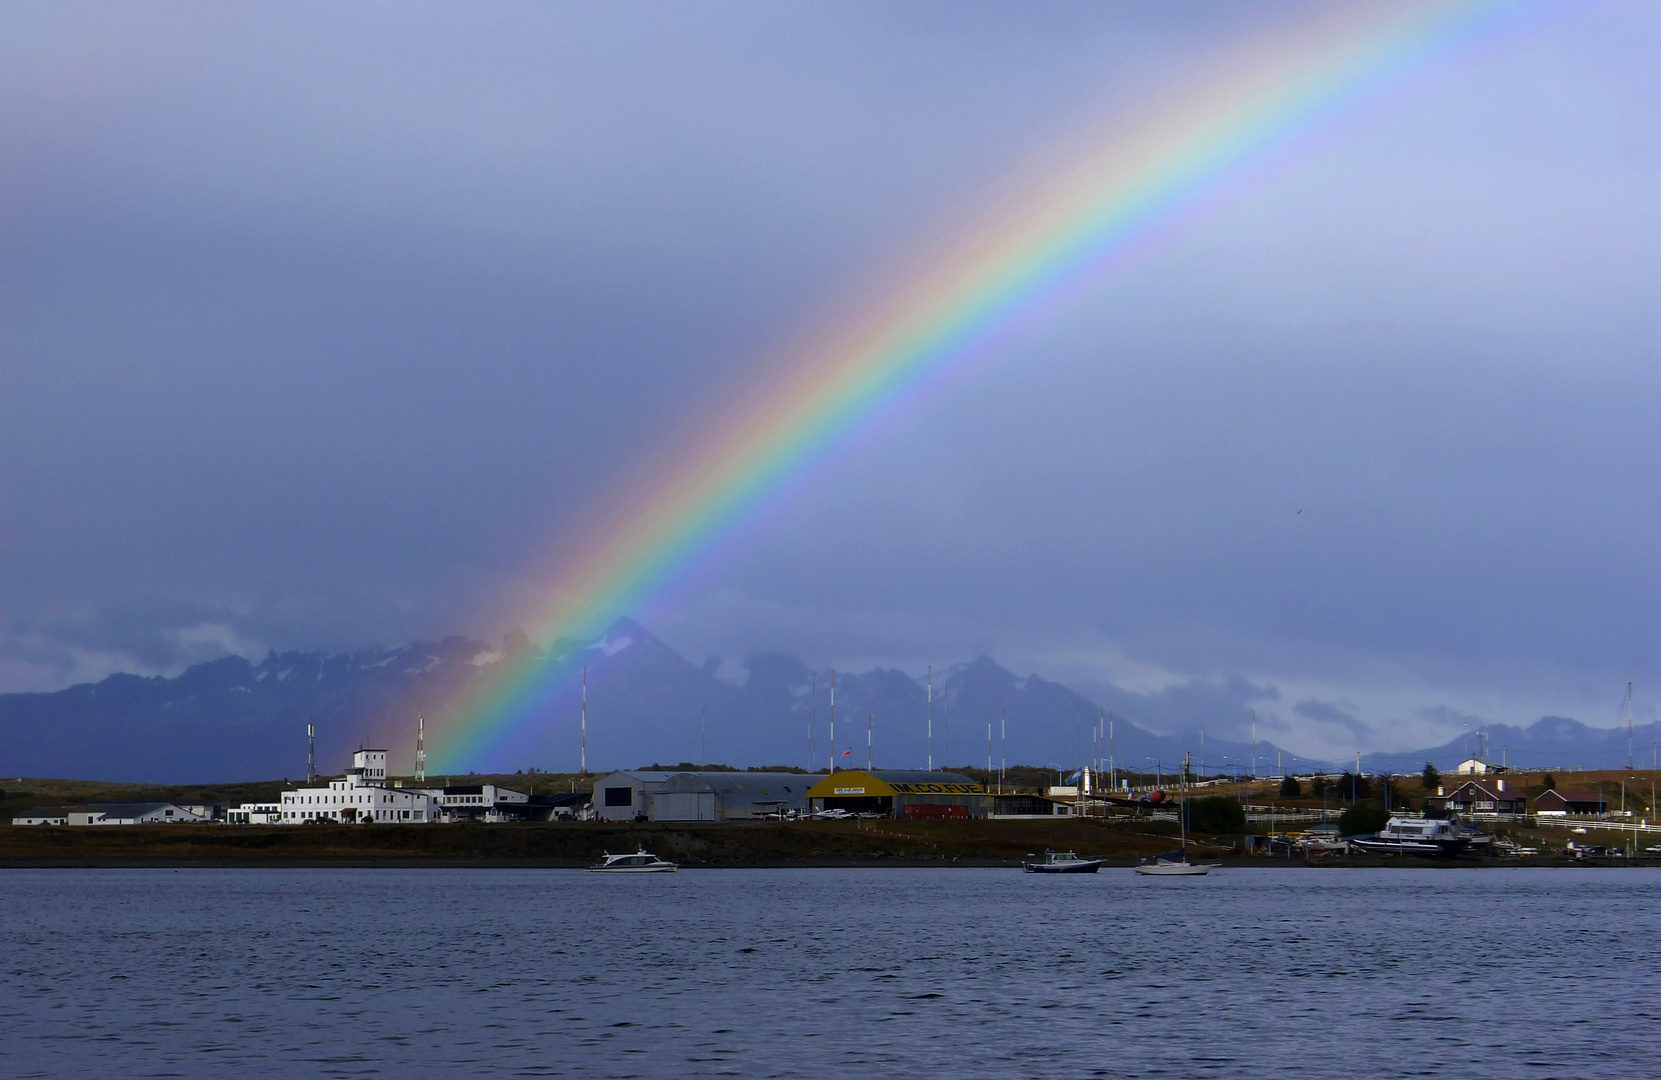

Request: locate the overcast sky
(3, 1), (1658, 759)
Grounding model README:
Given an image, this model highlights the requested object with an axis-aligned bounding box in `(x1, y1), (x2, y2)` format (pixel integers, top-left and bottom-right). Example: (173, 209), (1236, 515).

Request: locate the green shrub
(1279, 775), (1302, 798)
(1338, 800), (1391, 836)
(1186, 795), (1246, 834)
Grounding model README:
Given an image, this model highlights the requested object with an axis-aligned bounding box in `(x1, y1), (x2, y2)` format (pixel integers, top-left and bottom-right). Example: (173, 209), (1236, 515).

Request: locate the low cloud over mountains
(3, 618), (1652, 785)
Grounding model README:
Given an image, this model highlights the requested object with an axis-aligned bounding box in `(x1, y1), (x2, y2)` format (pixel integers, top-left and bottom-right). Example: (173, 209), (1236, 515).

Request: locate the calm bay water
(3, 866), (1658, 1078)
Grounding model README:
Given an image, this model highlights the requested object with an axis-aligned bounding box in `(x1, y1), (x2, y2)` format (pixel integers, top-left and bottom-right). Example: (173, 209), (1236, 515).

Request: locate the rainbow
(427, 0), (1545, 772)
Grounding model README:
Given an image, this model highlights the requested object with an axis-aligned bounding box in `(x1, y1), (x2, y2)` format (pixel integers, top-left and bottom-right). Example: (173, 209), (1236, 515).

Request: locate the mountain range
(1, 617), (1651, 784)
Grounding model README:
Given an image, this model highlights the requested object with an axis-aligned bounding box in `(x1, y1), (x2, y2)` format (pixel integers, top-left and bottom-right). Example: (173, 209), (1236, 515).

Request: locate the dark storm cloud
(2, 2), (1659, 757)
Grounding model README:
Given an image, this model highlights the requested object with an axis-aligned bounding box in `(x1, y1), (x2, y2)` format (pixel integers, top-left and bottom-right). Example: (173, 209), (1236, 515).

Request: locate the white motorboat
(1346, 815), (1471, 857)
(1024, 849), (1106, 874)
(586, 846), (678, 873)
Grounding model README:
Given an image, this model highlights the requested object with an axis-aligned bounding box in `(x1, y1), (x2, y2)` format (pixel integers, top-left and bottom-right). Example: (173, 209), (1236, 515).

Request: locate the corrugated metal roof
(657, 772), (816, 800)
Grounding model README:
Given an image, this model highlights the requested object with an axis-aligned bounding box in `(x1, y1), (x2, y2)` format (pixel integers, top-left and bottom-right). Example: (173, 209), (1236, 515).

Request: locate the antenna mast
(829, 669), (836, 772)
(306, 724), (316, 783)
(1251, 710), (1257, 780)
(942, 683), (949, 768)
(809, 671), (817, 771)
(1628, 681), (1635, 771)
(867, 710), (873, 771)
(926, 665), (933, 772)
(580, 665), (587, 779)
(415, 716), (426, 783)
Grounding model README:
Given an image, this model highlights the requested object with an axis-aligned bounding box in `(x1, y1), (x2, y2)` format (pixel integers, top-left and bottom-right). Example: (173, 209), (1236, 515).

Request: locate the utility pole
(1251, 711), (1258, 780)
(987, 715), (993, 790)
(580, 665), (587, 779)
(307, 724), (316, 784)
(1000, 709), (1006, 795)
(415, 716), (425, 783)
(701, 707), (706, 764)
(867, 710), (873, 771)
(809, 671), (817, 772)
(926, 665), (933, 773)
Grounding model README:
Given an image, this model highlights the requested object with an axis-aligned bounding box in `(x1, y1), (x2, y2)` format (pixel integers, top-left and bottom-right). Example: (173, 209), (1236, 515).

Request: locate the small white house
(278, 748), (436, 824)
(1455, 757), (1508, 776)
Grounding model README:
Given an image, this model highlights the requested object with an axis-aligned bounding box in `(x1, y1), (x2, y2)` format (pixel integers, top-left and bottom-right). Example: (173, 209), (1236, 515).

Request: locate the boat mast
(1180, 751), (1190, 856)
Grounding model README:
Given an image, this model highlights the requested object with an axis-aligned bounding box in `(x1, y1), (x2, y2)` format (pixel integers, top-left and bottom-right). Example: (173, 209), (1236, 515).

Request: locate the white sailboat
(1134, 752), (1221, 877)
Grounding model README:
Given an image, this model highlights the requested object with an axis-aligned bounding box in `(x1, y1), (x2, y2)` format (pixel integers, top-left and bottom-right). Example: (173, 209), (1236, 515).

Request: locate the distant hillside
(1362, 715), (1661, 776)
(0, 618), (1296, 783)
(5, 616), (1637, 784)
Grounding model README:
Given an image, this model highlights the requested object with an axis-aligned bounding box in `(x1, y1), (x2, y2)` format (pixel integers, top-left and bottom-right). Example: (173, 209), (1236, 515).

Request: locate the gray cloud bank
(3, 3), (1660, 759)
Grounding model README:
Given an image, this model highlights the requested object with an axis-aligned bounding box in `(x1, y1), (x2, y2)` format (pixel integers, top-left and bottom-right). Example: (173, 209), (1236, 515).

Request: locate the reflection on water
(2, 867), (1658, 1078)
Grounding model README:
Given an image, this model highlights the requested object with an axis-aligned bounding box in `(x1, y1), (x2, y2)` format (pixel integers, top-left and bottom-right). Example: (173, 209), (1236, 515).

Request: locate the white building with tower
(278, 748), (437, 824)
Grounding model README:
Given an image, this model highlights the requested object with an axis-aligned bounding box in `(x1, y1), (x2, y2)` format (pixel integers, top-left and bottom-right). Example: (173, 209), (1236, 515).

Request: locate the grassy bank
(0, 818), (1205, 868)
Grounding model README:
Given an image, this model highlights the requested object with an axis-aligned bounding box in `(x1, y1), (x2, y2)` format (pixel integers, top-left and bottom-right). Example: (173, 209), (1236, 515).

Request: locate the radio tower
(415, 716), (426, 783)
(926, 665), (933, 773)
(306, 724), (316, 783)
(1627, 681), (1635, 771)
(828, 669), (836, 772)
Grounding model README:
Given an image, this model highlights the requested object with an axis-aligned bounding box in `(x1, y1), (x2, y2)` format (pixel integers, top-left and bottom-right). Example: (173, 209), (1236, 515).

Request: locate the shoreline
(3, 820), (1647, 870)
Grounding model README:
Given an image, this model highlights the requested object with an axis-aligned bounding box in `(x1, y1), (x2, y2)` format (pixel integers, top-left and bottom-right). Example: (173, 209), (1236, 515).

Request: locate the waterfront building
(227, 802), (282, 824)
(1427, 778), (1526, 818)
(11, 808), (68, 825)
(278, 748), (436, 824)
(805, 770), (988, 819)
(649, 772), (819, 821)
(1454, 757), (1508, 776)
(66, 802), (211, 825)
(1535, 788), (1609, 817)
(431, 784), (533, 822)
(591, 771), (676, 821)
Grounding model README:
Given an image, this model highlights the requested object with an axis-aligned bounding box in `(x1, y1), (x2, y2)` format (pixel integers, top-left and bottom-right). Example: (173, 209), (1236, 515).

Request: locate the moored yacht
(1023, 849), (1106, 873)
(587, 846), (678, 873)
(1347, 815), (1470, 857)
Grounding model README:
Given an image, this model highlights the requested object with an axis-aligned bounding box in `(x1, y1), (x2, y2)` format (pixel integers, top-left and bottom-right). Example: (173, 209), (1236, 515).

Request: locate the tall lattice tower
(415, 715), (427, 783)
